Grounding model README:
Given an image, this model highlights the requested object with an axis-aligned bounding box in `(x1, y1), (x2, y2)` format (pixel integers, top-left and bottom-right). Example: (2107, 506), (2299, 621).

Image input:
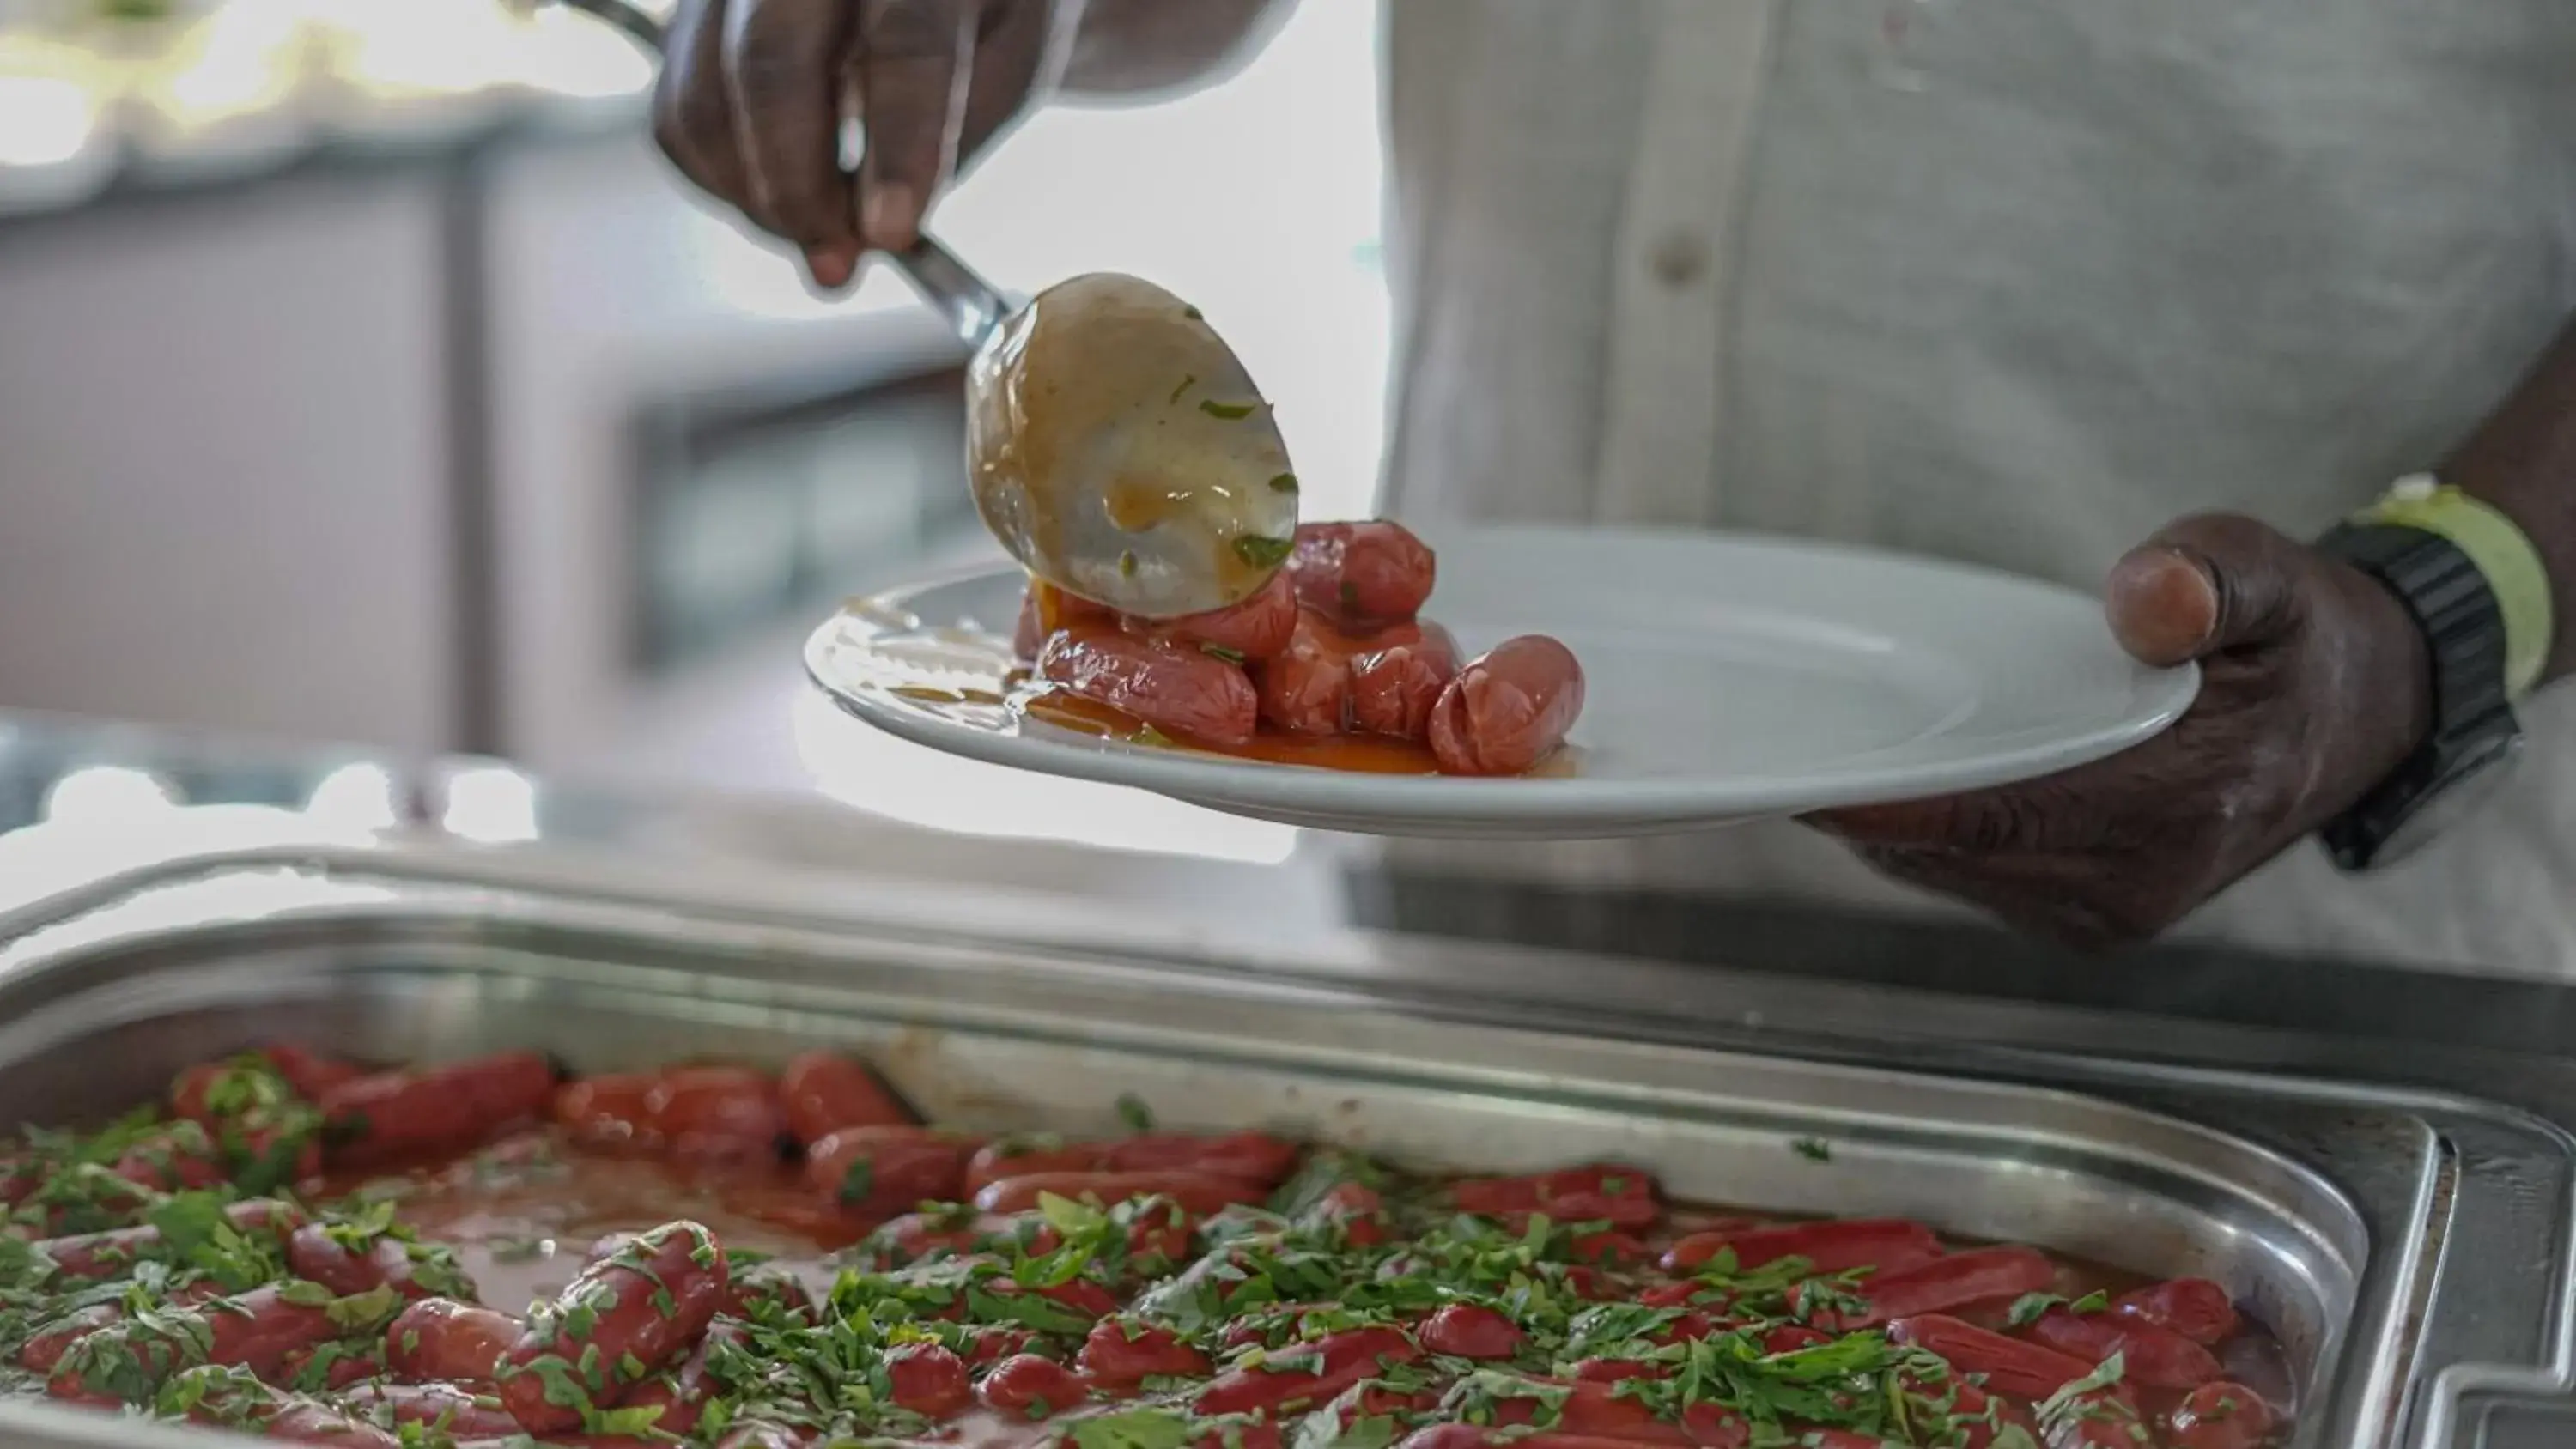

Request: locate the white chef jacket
(1370, 0), (2576, 975)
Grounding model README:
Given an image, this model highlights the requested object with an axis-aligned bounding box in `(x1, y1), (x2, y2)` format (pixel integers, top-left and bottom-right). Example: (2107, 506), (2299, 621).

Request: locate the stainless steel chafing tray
(0, 846), (2562, 1449)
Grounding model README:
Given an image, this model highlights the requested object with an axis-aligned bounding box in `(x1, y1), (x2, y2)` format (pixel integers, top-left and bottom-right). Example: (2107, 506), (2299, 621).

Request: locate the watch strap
(2351, 476), (2553, 700)
(2312, 520), (2517, 870)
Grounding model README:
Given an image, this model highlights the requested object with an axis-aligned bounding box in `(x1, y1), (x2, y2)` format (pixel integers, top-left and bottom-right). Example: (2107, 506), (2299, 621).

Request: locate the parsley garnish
(1232, 535), (1295, 570)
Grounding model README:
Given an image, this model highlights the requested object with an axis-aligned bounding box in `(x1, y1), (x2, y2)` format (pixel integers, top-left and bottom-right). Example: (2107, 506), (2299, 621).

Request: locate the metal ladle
(553, 0), (1300, 618)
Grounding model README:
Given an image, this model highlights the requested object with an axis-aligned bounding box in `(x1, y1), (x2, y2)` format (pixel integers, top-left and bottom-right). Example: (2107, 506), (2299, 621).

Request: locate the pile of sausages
(1013, 521), (1586, 775)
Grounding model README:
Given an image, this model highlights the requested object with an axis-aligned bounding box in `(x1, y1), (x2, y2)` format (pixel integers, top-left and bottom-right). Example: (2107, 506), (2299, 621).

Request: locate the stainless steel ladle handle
(551, 0), (1018, 352)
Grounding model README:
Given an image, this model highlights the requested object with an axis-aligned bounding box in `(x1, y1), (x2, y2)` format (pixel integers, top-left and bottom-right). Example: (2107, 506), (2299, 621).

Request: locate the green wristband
(2354, 475), (2555, 700)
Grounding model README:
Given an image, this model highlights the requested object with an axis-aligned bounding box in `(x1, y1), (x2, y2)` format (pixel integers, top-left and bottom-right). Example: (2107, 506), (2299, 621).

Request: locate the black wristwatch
(2311, 522), (2524, 870)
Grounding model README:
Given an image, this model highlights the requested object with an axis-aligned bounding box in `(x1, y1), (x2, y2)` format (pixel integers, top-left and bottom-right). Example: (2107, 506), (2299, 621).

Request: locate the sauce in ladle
(965, 274), (1299, 620)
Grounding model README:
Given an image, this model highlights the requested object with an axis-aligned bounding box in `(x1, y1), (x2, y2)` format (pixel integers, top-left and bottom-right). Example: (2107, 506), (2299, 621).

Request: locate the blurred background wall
(0, 0), (1388, 805)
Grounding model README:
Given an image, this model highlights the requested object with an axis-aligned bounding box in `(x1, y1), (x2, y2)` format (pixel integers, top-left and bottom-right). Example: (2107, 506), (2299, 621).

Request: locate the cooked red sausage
(38, 1197), (303, 1282)
(385, 1298), (521, 1385)
(1253, 609), (1359, 735)
(1571, 1358), (1663, 1386)
(1661, 1218), (1943, 1277)
(1139, 568), (1299, 661)
(343, 1381), (523, 1438)
(1100, 1131), (1302, 1184)
(319, 1052), (556, 1165)
(802, 1125), (979, 1216)
(647, 1066), (785, 1159)
(259, 1045), (364, 1100)
(1194, 1325), (1419, 1417)
(1446, 1165), (1661, 1229)
(276, 1340), (384, 1392)
(975, 1172), (1269, 1216)
(2024, 1305), (2220, 1388)
(1038, 627), (1259, 746)
(2166, 1380), (2277, 1449)
(1831, 1246), (2057, 1329)
(287, 1223), (465, 1303)
(20, 1305), (123, 1376)
(778, 1052), (916, 1143)
(1929, 1379), (2039, 1449)
(1286, 522), (1437, 630)
(1886, 1314), (2094, 1399)
(1078, 1319), (1210, 1384)
(864, 1206), (1189, 1272)
(961, 1325), (1040, 1365)
(965, 1143), (1114, 1194)
(171, 1063), (266, 1128)
(552, 1073), (659, 1149)
(1761, 1325), (1832, 1355)
(1472, 1377), (1702, 1445)
(1401, 1434), (1734, 1449)
(720, 1261), (819, 1323)
(1350, 621), (1461, 740)
(1416, 1304), (1526, 1360)
(496, 1220), (730, 1434)
(211, 1285), (375, 1379)
(987, 1276), (1120, 1324)
(1569, 1229), (1649, 1268)
(980, 1353), (1089, 1417)
(620, 1319), (744, 1437)
(264, 1403), (404, 1446)
(884, 1341), (973, 1417)
(2111, 1276), (2240, 1346)
(1426, 636), (1586, 776)
(109, 1121), (228, 1192)
(40, 1285), (355, 1396)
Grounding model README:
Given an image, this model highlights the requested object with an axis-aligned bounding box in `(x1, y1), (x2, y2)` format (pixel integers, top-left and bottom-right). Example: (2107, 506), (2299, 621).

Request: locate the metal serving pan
(0, 848), (2560, 1449)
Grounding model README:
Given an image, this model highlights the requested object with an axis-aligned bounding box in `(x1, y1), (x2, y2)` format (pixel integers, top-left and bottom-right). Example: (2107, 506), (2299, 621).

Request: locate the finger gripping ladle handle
(549, 0), (1018, 353)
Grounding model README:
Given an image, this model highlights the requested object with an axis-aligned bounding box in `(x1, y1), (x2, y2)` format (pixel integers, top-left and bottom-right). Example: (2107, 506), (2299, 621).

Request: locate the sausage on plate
(1037, 627), (1258, 746)
(1285, 522), (1436, 630)
(1349, 621), (1461, 741)
(1425, 635), (1586, 776)
(1136, 568), (1299, 661)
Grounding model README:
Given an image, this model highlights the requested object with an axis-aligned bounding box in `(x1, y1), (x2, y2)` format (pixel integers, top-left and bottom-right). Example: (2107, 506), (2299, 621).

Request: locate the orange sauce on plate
(1022, 690), (1444, 775)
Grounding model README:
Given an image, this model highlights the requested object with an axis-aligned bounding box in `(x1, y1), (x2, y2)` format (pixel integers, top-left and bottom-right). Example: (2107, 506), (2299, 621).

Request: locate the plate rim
(804, 526), (2202, 828)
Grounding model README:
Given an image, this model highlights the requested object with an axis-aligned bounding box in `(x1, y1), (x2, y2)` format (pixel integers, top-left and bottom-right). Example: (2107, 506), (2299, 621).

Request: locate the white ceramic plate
(804, 526), (2199, 838)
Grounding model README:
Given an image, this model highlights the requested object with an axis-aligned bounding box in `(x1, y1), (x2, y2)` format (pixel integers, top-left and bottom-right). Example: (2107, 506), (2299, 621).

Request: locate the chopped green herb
(1199, 399), (1258, 421)
(1169, 374), (1197, 404)
(1115, 1094), (1157, 1132)
(1200, 643), (1248, 665)
(1232, 535), (1295, 570)
(1790, 1137), (1832, 1162)
(841, 1159), (877, 1207)
(1071, 1409), (1194, 1449)
(1268, 473), (1299, 494)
